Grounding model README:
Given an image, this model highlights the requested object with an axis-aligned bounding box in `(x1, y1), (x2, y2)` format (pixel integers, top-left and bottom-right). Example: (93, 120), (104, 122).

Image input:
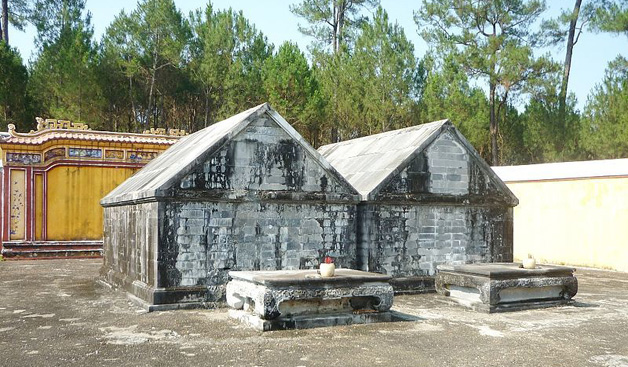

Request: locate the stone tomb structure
(436, 263), (578, 312)
(100, 104), (360, 310)
(226, 269), (394, 331)
(319, 121), (518, 293)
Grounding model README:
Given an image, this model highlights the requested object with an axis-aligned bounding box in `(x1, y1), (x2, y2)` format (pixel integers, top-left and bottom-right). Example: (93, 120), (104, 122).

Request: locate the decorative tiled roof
(2, 120), (183, 146)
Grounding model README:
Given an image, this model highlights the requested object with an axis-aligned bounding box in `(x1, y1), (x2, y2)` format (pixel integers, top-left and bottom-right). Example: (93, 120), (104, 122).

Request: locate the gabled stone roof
(318, 120), (517, 205)
(102, 103), (358, 206)
(318, 120), (448, 199)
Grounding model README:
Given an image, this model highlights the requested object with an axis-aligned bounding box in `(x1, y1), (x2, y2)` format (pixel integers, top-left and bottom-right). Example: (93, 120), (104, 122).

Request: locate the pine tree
(100, 0), (190, 129)
(28, 0), (102, 124)
(0, 41), (30, 128)
(415, 0), (556, 165)
(262, 41), (324, 146)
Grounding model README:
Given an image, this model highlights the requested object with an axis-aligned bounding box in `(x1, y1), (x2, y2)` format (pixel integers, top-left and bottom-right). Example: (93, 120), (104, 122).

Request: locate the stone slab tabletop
(228, 269), (392, 287)
(437, 262), (575, 279)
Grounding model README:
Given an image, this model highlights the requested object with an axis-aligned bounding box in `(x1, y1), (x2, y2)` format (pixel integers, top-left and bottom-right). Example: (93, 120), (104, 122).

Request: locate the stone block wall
(362, 129), (515, 292)
(101, 202), (159, 300)
(426, 131), (470, 195)
(358, 204), (513, 278)
(161, 201), (357, 301)
(101, 111), (361, 307)
(378, 131), (502, 200)
(101, 111), (516, 306)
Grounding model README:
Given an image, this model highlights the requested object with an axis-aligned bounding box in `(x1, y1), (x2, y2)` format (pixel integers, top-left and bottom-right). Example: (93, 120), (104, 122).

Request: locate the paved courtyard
(0, 259), (627, 367)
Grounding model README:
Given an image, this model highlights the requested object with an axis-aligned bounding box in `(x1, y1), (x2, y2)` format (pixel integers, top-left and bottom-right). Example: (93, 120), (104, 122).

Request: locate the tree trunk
(489, 80), (499, 165)
(1, 0), (8, 43)
(147, 59), (157, 130)
(489, 23), (499, 166)
(559, 0), (582, 123)
(129, 76), (138, 130)
(336, 1), (346, 53)
(332, 3), (338, 53)
(328, 1), (350, 143)
(204, 89), (210, 127)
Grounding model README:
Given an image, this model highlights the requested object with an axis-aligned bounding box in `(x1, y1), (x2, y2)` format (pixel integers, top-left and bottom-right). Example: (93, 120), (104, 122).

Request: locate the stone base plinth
(226, 269), (394, 330)
(229, 309), (393, 331)
(389, 276), (436, 294)
(436, 263), (578, 313)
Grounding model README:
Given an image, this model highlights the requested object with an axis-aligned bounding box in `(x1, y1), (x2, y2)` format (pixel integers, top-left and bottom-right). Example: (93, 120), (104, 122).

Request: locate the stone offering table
(226, 269), (394, 331)
(436, 263), (578, 313)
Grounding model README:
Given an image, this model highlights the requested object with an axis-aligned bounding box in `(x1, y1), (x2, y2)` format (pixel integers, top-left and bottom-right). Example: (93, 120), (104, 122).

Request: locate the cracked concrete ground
(1, 259), (627, 367)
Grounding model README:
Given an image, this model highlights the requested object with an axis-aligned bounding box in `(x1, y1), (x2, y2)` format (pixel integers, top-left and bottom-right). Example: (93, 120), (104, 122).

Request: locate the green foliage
(415, 0), (555, 165)
(290, 0), (379, 53)
(1, 0), (32, 41)
(312, 48), (360, 142)
(262, 41), (324, 146)
(539, 1), (595, 47)
(591, 0), (628, 35)
(312, 6), (422, 143)
(419, 54), (490, 159)
(100, 0), (191, 130)
(0, 41), (30, 129)
(520, 76), (583, 163)
(28, 0), (101, 125)
(352, 7), (422, 135)
(188, 4), (272, 130)
(581, 56), (628, 159)
(9, 0), (628, 165)
(31, 0), (87, 48)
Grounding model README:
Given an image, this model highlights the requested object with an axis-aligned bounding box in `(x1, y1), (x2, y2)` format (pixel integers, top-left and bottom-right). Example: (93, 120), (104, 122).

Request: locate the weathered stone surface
(358, 204), (513, 278)
(161, 201), (357, 302)
(101, 104), (360, 308)
(436, 263), (578, 312)
(228, 309), (394, 331)
(320, 121), (517, 293)
(100, 202), (160, 302)
(226, 269), (394, 330)
(102, 106), (519, 308)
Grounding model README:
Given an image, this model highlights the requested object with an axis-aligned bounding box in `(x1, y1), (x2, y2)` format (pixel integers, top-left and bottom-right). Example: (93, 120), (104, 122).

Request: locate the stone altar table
(226, 269), (394, 331)
(436, 263), (578, 313)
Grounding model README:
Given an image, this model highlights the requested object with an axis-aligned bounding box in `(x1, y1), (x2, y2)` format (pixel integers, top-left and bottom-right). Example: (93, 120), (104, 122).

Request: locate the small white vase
(522, 258), (537, 269)
(320, 263), (335, 277)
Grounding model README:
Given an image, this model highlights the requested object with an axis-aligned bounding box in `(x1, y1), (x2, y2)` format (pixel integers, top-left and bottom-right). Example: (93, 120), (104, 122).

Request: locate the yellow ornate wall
(494, 161), (628, 272)
(0, 119), (182, 248)
(46, 166), (138, 240)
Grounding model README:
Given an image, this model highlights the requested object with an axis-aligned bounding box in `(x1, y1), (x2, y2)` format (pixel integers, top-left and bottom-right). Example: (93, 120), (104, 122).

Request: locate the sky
(8, 0), (628, 112)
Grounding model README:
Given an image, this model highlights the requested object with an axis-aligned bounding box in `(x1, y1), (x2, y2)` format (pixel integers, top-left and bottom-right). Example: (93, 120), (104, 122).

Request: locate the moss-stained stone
(101, 104), (359, 309)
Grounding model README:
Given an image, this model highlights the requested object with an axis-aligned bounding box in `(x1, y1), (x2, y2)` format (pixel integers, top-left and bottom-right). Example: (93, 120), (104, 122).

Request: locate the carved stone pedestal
(436, 263), (578, 313)
(226, 269), (394, 331)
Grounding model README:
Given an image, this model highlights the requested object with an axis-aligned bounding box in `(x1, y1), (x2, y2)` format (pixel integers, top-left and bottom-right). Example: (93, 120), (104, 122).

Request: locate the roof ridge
(319, 119), (449, 150)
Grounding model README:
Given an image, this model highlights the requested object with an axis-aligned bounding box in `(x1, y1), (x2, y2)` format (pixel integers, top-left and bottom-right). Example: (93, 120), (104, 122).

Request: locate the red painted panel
(25, 167), (32, 241)
(2, 167), (10, 242)
(0, 166), (4, 248)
